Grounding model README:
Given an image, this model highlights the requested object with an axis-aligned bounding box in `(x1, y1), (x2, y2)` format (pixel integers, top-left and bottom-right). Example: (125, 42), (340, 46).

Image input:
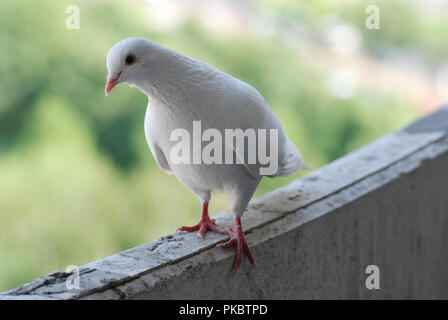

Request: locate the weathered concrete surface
(2, 106), (448, 300)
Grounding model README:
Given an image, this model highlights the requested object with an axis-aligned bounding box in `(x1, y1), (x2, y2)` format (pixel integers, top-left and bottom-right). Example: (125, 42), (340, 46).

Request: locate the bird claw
(177, 216), (226, 239)
(218, 221), (256, 274)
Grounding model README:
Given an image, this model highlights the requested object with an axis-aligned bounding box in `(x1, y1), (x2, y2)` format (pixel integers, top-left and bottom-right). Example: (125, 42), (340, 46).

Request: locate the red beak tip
(105, 80), (116, 97)
(105, 72), (122, 97)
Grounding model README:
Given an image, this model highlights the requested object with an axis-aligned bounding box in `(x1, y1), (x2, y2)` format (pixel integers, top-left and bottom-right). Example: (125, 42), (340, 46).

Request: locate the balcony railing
(2, 106), (448, 299)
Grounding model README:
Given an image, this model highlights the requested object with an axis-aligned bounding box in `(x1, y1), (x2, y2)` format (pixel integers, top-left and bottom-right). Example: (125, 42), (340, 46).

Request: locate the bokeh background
(1, 0), (447, 291)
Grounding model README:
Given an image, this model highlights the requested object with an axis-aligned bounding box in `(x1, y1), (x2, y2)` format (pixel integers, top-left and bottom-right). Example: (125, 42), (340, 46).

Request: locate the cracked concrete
(2, 106), (448, 299)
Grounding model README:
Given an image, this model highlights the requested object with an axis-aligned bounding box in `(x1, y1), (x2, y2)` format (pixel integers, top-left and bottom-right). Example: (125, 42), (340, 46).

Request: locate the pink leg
(218, 217), (256, 273)
(177, 201), (226, 238)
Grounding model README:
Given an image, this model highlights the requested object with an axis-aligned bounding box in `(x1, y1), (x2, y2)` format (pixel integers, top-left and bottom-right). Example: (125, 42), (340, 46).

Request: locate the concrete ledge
(2, 107), (448, 299)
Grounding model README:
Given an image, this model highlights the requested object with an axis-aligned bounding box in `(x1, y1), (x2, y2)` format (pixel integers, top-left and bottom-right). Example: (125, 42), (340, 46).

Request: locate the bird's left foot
(176, 201), (226, 238)
(218, 217), (256, 274)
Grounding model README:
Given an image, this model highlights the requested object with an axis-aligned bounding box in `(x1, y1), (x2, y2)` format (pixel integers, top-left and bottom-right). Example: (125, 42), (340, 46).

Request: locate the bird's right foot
(176, 201), (226, 238)
(218, 217), (256, 274)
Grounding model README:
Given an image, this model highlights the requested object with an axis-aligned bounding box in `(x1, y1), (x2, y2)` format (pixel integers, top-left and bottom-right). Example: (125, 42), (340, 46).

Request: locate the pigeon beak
(105, 71), (122, 96)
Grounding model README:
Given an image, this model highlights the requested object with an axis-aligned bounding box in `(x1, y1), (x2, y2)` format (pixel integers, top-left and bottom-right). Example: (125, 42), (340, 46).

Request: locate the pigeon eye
(125, 54), (136, 65)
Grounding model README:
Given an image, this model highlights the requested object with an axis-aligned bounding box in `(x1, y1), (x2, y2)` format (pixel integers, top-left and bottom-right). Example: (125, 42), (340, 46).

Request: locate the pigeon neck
(137, 77), (184, 108)
(135, 55), (197, 108)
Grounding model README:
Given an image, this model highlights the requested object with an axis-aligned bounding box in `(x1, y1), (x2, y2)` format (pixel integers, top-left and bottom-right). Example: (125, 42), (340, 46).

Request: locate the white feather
(106, 38), (306, 217)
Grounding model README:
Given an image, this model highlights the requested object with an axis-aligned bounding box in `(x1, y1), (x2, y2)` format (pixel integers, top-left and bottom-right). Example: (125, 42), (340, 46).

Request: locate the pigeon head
(105, 38), (164, 96)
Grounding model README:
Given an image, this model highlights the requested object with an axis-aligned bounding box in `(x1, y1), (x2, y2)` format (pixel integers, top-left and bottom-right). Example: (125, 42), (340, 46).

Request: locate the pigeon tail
(276, 140), (306, 177)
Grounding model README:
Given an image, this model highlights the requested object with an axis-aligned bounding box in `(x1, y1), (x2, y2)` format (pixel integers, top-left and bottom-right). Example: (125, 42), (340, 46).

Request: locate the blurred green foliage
(0, 0), (427, 290)
(252, 0), (448, 62)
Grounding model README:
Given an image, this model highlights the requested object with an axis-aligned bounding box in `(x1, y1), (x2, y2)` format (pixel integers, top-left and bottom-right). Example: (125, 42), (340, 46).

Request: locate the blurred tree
(0, 0), (423, 291)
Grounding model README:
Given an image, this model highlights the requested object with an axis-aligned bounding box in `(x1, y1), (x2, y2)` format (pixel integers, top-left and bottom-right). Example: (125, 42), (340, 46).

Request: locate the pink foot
(218, 217), (256, 273)
(177, 202), (226, 238)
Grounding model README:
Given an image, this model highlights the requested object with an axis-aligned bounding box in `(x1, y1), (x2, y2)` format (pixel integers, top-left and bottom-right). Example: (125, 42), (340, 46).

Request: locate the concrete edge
(1, 105), (448, 300)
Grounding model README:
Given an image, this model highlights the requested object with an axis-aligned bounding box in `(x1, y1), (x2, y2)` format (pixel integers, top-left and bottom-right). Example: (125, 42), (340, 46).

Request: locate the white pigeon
(105, 38), (306, 273)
